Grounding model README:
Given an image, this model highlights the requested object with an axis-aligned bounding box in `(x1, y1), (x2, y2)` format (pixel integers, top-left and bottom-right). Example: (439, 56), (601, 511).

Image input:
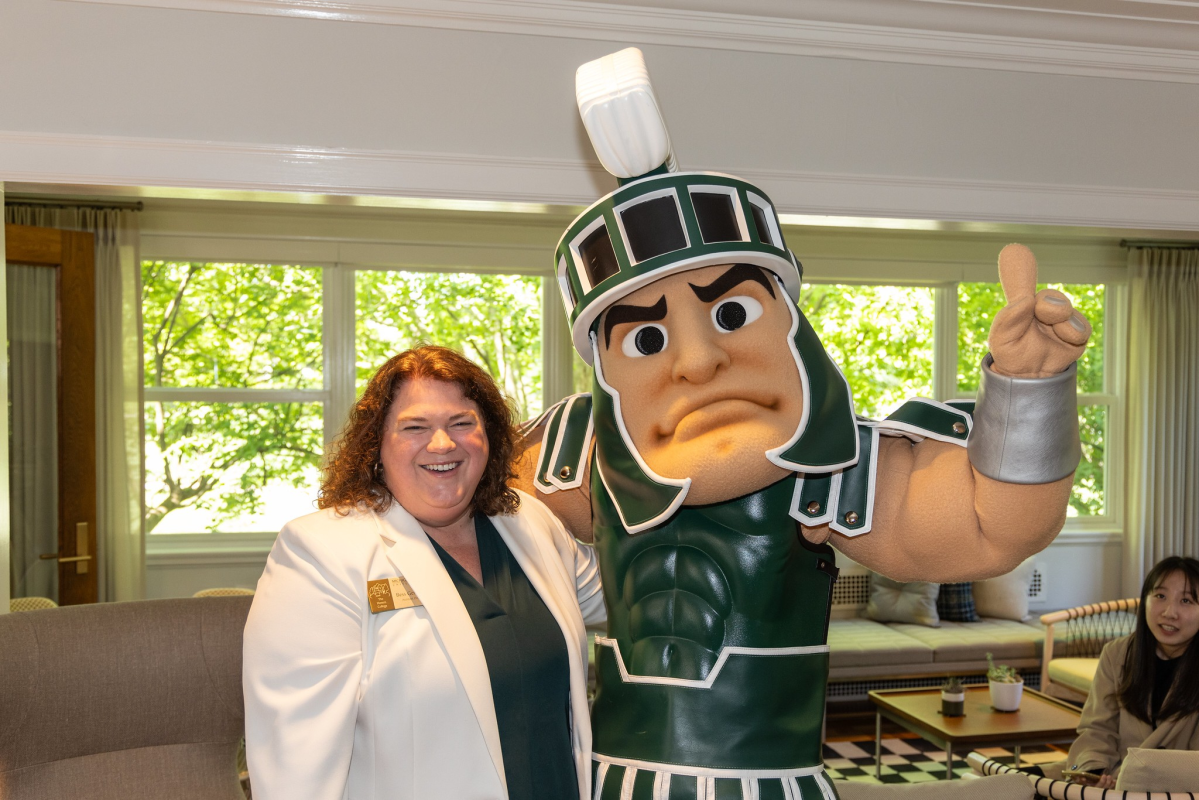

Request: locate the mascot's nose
(670, 328), (730, 384)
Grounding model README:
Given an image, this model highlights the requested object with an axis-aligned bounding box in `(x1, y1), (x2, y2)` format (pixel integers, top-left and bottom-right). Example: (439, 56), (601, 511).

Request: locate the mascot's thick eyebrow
(603, 294), (668, 349)
(689, 263), (776, 303)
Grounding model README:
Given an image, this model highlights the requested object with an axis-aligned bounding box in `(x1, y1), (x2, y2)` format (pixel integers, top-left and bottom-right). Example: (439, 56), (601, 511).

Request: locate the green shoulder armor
(790, 398), (972, 537)
(530, 393), (594, 494)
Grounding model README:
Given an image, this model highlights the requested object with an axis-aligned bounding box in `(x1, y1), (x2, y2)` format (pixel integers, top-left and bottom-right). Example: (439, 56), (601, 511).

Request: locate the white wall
(3, 0), (1199, 229)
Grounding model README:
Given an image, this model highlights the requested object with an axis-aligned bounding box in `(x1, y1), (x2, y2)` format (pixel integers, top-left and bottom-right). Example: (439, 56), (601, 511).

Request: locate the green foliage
(142, 261), (325, 533)
(144, 263), (545, 534)
(957, 282), (1105, 394)
(986, 652), (1021, 683)
(801, 284), (935, 420)
(942, 676), (964, 693)
(143, 260), (323, 390)
(356, 271), (543, 421)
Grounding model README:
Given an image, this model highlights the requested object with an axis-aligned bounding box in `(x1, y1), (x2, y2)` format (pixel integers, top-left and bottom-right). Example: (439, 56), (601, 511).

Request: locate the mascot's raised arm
(513, 47), (1091, 800)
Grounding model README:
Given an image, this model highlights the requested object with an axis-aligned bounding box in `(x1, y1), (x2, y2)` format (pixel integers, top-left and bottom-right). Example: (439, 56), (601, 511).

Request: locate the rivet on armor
(558, 466), (573, 479)
(952, 421), (967, 434)
(806, 501), (821, 515)
(844, 511), (860, 525)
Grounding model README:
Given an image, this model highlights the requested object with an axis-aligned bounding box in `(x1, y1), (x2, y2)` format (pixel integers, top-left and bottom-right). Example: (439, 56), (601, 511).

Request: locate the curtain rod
(5, 195), (144, 212)
(1120, 238), (1199, 249)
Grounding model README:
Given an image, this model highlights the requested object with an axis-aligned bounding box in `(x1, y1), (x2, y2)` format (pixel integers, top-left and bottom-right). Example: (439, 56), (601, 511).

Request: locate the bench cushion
(827, 619), (935, 669)
(887, 618), (1046, 664)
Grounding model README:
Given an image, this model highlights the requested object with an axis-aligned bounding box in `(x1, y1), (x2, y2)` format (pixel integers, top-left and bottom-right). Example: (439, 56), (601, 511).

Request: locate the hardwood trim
(5, 223), (63, 266)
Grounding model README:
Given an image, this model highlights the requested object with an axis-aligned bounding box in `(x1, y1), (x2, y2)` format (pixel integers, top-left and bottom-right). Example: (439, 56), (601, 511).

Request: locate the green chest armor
(591, 472), (838, 771)
(531, 393), (972, 789)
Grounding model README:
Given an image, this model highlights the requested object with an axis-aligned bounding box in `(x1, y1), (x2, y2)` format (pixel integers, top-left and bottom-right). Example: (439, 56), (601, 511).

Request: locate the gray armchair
(0, 596), (252, 799)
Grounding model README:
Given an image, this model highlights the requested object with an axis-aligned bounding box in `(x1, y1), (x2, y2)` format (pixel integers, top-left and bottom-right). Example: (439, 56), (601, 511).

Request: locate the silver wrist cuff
(967, 354), (1081, 484)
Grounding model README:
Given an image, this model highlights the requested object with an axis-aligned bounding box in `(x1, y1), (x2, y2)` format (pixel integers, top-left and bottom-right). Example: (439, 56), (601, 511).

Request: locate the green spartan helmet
(557, 50), (860, 530)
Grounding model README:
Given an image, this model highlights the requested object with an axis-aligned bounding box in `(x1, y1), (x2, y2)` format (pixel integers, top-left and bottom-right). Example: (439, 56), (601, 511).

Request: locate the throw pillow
(937, 582), (982, 622)
(865, 572), (940, 628)
(1115, 747), (1199, 792)
(972, 558), (1034, 621)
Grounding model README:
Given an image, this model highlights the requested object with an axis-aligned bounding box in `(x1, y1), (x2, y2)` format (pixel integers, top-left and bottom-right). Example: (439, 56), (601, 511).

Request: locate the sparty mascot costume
(515, 48), (1092, 800)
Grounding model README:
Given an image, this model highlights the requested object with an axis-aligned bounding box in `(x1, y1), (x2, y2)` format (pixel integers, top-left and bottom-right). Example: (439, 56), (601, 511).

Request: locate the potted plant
(986, 652), (1023, 712)
(940, 676), (965, 717)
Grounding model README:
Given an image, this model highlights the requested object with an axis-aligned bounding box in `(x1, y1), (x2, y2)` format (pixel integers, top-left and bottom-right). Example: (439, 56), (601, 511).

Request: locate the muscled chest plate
(592, 474), (837, 682)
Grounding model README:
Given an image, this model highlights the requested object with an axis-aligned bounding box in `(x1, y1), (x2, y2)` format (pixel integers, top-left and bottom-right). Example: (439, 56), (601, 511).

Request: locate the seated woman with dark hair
(243, 345), (606, 800)
(1061, 555), (1199, 788)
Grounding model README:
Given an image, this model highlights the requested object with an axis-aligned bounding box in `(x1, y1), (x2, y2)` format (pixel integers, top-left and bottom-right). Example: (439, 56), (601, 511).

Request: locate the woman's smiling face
(1146, 569), (1199, 659)
(380, 377), (490, 533)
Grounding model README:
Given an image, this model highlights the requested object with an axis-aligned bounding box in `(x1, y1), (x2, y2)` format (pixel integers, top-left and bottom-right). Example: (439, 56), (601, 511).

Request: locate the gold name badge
(367, 577), (422, 614)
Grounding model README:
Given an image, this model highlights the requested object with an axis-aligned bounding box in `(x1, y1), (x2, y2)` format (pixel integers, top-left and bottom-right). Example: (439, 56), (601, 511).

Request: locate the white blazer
(243, 490), (606, 800)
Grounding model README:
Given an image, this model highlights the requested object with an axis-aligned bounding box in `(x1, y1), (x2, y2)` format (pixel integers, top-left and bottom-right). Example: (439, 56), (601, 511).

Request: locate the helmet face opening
(555, 172), (801, 363)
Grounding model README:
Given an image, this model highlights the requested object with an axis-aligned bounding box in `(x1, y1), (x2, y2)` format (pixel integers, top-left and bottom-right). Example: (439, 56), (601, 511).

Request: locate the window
(803, 284), (936, 420)
(140, 220), (1123, 541)
(355, 271), (543, 419)
(142, 261), (325, 535)
(143, 261), (543, 536)
(804, 277), (1112, 522)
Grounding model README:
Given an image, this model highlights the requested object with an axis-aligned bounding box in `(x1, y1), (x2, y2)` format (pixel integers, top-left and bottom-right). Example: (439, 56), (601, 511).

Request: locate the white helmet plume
(575, 48), (677, 180)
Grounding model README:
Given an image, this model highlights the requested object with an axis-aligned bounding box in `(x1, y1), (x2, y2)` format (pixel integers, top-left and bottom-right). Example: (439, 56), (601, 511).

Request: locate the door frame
(5, 223), (98, 605)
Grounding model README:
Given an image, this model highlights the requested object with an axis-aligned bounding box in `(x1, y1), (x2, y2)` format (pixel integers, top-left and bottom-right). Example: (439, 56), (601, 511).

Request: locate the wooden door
(5, 223), (97, 604)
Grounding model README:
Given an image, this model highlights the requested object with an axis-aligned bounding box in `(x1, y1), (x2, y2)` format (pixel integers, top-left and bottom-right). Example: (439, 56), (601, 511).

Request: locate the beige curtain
(4, 205), (145, 602)
(7, 266), (58, 599)
(1124, 246), (1199, 596)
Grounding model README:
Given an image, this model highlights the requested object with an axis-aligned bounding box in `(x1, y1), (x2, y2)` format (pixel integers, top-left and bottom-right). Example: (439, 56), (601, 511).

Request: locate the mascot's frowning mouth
(659, 394), (783, 444)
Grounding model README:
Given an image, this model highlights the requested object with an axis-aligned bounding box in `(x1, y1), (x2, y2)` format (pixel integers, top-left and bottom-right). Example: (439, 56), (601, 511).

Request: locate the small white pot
(989, 679), (1024, 711)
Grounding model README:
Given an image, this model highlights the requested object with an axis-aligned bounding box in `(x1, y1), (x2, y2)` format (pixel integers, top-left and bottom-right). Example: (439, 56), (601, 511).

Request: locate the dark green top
(430, 515), (575, 800)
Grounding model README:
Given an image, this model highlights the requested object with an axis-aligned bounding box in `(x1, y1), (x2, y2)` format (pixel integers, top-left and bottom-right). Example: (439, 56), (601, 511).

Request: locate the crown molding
(4, 130), (1199, 231)
(65, 0), (1199, 84)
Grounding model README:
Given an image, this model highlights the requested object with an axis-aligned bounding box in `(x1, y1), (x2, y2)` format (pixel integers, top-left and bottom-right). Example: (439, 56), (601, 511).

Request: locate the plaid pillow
(937, 582), (981, 622)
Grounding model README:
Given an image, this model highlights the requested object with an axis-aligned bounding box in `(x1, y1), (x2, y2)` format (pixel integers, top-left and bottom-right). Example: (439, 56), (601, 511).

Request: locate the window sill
(146, 531), (277, 567)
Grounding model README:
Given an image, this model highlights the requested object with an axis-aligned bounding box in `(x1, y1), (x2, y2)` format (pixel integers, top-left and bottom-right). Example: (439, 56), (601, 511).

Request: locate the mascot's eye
(622, 323), (668, 358)
(712, 296), (763, 332)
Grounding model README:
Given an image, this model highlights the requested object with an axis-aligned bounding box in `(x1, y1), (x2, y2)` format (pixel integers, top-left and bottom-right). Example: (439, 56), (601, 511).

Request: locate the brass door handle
(39, 523), (91, 574)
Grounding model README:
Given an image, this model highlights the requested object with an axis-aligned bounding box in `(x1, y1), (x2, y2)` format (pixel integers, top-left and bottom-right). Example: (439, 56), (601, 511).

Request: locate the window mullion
(324, 263), (357, 449)
(932, 284), (958, 401)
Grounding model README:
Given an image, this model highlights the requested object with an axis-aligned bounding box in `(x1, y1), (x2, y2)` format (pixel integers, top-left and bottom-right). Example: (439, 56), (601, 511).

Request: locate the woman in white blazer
(243, 345), (606, 800)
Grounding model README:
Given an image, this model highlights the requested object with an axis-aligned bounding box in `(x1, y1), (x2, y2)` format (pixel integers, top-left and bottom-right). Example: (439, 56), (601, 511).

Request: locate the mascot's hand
(988, 243), (1091, 378)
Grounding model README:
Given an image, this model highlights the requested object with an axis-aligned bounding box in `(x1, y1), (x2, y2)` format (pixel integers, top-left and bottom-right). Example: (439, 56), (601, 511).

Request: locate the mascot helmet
(554, 48), (859, 531)
(557, 48), (802, 364)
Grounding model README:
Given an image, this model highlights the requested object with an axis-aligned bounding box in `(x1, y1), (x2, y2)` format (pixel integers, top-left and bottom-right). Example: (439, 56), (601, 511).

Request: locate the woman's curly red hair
(318, 345), (521, 518)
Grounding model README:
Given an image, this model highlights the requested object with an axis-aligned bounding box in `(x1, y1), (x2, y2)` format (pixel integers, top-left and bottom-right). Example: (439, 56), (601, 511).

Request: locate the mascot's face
(598, 263), (805, 505)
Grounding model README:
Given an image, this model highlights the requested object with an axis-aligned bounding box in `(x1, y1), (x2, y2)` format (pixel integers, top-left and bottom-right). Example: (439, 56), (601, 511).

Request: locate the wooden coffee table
(867, 686), (1081, 780)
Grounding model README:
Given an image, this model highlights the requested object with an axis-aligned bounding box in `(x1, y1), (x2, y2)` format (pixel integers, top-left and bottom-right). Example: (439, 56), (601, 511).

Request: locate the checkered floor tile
(823, 737), (1061, 785)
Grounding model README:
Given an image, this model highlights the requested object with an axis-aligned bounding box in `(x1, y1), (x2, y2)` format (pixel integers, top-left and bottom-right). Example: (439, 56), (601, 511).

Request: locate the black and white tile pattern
(823, 737), (1062, 785)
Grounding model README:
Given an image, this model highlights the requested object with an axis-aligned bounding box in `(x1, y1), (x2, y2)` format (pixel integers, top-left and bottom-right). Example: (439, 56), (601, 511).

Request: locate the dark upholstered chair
(0, 596), (252, 799)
